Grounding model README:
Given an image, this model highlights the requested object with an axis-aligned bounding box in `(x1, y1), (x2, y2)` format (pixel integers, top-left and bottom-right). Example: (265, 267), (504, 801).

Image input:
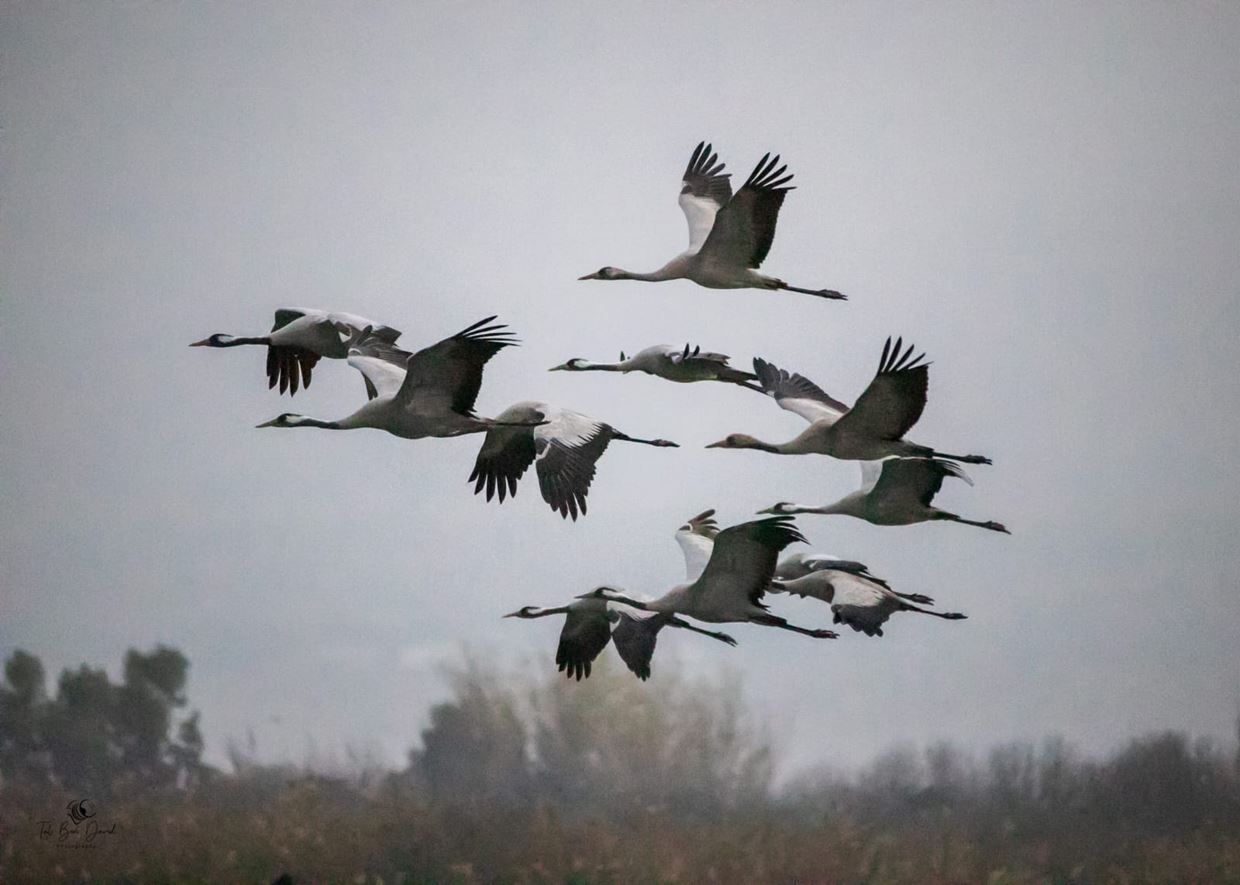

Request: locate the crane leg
(940, 513), (1011, 534)
(752, 613), (837, 639)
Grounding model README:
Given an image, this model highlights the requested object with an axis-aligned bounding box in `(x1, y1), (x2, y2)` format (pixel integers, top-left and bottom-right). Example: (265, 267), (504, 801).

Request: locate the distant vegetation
(2, 646), (1238, 883)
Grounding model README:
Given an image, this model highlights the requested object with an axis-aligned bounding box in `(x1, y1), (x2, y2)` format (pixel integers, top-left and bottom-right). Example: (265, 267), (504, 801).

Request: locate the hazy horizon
(3, 1), (1239, 777)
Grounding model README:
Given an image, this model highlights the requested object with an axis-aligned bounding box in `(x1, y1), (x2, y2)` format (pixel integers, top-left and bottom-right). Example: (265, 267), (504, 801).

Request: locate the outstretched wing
(271, 308), (307, 332)
(533, 411), (614, 520)
(675, 508), (718, 581)
(693, 516), (805, 611)
(327, 312), (401, 345)
(265, 344), (320, 396)
(679, 141), (733, 255)
(871, 457), (971, 507)
(265, 309), (323, 396)
(396, 316), (517, 416)
(753, 357), (848, 424)
(835, 337), (929, 441)
(611, 611), (669, 681)
(774, 551), (874, 582)
(698, 152), (794, 270)
(468, 401), (546, 503)
(556, 606), (614, 681)
(826, 572), (902, 637)
(346, 332), (411, 400)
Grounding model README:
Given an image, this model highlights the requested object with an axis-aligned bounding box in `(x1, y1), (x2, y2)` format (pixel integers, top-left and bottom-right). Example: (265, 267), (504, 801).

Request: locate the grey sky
(3, 1), (1238, 774)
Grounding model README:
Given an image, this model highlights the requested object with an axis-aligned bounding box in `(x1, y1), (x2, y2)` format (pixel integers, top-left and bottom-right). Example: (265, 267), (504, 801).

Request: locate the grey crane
(579, 142), (845, 301)
(191, 308), (401, 397)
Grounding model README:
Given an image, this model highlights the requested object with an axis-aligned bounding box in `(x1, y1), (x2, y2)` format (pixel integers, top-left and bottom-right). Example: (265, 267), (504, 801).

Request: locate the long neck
(575, 361), (626, 372)
(526, 606), (571, 618)
(214, 335), (271, 347)
(285, 416), (341, 430)
(738, 437), (791, 454)
(782, 501), (848, 516)
(616, 267), (678, 283)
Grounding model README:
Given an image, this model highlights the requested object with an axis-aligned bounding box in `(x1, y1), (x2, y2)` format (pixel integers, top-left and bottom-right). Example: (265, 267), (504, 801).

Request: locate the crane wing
(270, 308), (307, 332)
(264, 343), (320, 397)
(611, 611), (670, 681)
(871, 457), (971, 507)
(774, 571), (898, 636)
(533, 411), (614, 520)
(834, 337), (929, 441)
(826, 572), (902, 637)
(669, 343), (732, 367)
(346, 336), (409, 401)
(698, 152), (794, 270)
(556, 605), (614, 681)
(753, 358), (848, 424)
(675, 508), (718, 581)
(263, 309), (325, 396)
(326, 311), (401, 344)
(692, 516), (805, 611)
(774, 552), (875, 582)
(679, 141), (733, 255)
(468, 402), (546, 503)
(396, 316), (517, 416)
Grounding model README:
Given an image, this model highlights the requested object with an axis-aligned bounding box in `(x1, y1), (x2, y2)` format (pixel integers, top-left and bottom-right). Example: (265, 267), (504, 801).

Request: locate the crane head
(705, 433), (763, 450)
(502, 606), (541, 619)
(189, 333), (233, 347)
(578, 267), (622, 281)
(549, 358), (588, 371)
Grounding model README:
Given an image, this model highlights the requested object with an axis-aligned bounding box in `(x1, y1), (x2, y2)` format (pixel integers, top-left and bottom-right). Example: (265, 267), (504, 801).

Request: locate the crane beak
(188, 337), (211, 347)
(255, 418), (280, 428)
(704, 440), (728, 449)
(501, 609), (523, 618)
(548, 363), (568, 371)
(578, 272), (600, 280)
(755, 505), (779, 514)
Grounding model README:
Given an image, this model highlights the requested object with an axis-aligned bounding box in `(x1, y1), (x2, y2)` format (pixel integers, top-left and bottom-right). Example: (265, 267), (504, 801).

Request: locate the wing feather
(611, 611), (670, 681)
(534, 414), (614, 520)
(692, 516), (804, 611)
(753, 357), (848, 423)
(679, 141), (733, 255)
(698, 152), (795, 270)
(675, 508), (718, 581)
(871, 457), (971, 507)
(468, 402), (545, 503)
(834, 336), (930, 440)
(556, 607), (613, 681)
(396, 316), (517, 415)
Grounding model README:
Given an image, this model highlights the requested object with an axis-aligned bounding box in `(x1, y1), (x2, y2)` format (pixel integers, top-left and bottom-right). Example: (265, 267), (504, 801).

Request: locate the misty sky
(3, 2), (1239, 775)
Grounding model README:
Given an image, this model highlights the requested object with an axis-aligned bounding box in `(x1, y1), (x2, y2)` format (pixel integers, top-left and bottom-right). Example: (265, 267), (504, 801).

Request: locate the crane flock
(194, 140), (1007, 682)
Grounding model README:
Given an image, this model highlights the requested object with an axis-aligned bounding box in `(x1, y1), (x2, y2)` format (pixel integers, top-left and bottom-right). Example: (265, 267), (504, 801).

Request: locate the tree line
(2, 645), (1239, 882)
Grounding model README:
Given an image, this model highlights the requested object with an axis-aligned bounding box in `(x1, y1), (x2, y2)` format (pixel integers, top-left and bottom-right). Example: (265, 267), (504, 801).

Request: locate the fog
(3, 1), (1239, 776)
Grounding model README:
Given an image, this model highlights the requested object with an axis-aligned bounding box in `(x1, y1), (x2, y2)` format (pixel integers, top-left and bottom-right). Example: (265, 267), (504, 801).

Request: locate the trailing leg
(939, 512), (1010, 534)
(900, 602), (967, 621)
(774, 281), (846, 300)
(752, 613), (837, 639)
(931, 450), (992, 465)
(669, 616), (738, 646)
